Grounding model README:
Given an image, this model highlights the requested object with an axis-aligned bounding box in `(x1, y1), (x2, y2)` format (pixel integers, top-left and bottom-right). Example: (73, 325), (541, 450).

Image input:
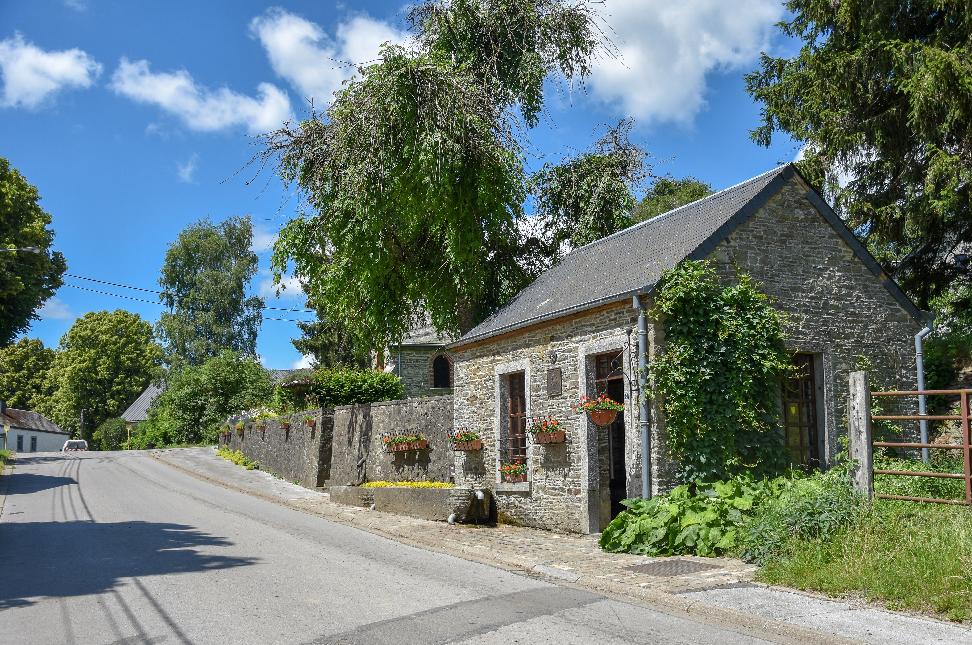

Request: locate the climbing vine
(650, 260), (790, 482)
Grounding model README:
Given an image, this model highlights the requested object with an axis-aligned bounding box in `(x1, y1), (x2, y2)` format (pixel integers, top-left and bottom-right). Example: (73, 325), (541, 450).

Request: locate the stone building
(389, 324), (454, 398)
(448, 164), (926, 534)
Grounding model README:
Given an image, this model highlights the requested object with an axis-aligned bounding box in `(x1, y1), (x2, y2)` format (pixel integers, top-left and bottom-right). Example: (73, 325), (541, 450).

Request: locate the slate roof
(457, 165), (791, 345)
(0, 408), (67, 435)
(454, 163), (924, 347)
(396, 323), (453, 346)
(121, 383), (163, 423)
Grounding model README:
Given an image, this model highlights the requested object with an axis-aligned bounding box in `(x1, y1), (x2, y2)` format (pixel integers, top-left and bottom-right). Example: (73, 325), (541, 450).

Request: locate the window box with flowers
(382, 433), (428, 452)
(527, 416), (566, 444)
(303, 416), (316, 429)
(575, 394), (624, 427)
(450, 429), (483, 451)
(279, 419), (291, 431)
(234, 421), (244, 436)
(499, 461), (527, 483)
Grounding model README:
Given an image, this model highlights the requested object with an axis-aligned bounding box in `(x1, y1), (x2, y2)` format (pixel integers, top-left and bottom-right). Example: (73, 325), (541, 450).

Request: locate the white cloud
(251, 223), (278, 253)
(588, 0), (782, 125)
(176, 154), (198, 183)
(258, 274), (303, 300)
(39, 296), (73, 320)
(109, 57), (293, 134)
(64, 0), (87, 11)
(250, 8), (407, 107)
(0, 33), (101, 108)
(292, 354), (314, 369)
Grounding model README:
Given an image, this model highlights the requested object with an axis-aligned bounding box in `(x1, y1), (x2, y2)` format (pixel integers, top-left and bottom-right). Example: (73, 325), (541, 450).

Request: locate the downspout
(632, 295), (651, 499)
(915, 322), (934, 463)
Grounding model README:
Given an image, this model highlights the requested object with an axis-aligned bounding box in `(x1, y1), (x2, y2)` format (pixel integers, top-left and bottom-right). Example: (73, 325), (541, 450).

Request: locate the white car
(61, 440), (89, 452)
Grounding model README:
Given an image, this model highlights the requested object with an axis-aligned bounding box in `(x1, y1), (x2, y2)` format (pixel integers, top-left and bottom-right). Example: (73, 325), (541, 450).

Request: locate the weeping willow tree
(265, 1), (608, 355)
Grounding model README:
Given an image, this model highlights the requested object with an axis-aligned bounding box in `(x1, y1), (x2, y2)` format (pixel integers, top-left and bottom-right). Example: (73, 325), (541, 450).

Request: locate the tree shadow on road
(0, 521), (257, 609)
(2, 472), (77, 495)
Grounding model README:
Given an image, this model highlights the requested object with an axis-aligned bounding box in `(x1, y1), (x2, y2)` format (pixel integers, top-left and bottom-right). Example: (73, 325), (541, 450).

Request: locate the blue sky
(0, 1), (799, 369)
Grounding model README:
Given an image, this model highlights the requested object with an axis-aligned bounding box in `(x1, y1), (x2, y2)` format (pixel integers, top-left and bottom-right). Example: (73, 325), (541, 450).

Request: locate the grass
(360, 480), (454, 489)
(758, 500), (972, 622)
(216, 446), (259, 470)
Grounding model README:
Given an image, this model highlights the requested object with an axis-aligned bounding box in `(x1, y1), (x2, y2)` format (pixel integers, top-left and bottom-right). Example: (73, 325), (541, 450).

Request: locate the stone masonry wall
(452, 304), (644, 534)
(328, 395), (454, 486)
(705, 174), (922, 461)
(222, 409), (332, 488)
(393, 346), (453, 398)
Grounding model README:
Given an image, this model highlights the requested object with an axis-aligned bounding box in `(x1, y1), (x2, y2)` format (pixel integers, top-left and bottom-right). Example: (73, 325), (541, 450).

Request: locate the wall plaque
(546, 367), (563, 398)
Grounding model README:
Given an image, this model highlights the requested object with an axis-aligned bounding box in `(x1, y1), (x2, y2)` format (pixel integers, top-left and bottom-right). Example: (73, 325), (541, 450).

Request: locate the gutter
(914, 321), (934, 463)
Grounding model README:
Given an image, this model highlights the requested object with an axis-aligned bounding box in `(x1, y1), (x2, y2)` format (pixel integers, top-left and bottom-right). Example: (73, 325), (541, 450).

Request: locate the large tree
(292, 299), (369, 369)
(746, 0), (972, 308)
(157, 216), (263, 367)
(633, 177), (712, 222)
(45, 310), (162, 438)
(0, 157), (67, 345)
(267, 0), (604, 351)
(530, 121), (649, 262)
(0, 338), (56, 410)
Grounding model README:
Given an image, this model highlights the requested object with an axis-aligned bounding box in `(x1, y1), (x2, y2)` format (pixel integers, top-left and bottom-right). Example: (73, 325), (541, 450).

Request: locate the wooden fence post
(847, 371), (873, 500)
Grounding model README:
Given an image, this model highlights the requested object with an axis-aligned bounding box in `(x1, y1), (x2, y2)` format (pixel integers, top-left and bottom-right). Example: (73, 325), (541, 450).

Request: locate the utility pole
(79, 409), (85, 440)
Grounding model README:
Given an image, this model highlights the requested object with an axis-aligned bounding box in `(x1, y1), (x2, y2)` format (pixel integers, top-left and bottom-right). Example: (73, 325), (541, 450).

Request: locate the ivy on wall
(650, 260), (790, 482)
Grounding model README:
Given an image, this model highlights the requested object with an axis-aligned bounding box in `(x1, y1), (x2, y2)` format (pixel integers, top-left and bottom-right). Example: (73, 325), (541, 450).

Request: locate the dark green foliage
(0, 157), (67, 345)
(141, 351), (274, 446)
(309, 368), (405, 409)
(742, 468), (863, 565)
(600, 477), (789, 557)
(157, 216), (263, 367)
(92, 417), (128, 451)
(633, 176), (712, 222)
(746, 1), (972, 308)
(411, 0), (603, 126)
(44, 310), (162, 439)
(0, 338), (56, 410)
(650, 261), (791, 482)
(530, 120), (648, 258)
(291, 299), (369, 369)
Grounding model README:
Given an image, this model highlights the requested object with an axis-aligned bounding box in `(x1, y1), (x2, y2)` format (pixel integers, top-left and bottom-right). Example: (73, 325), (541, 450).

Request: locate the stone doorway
(782, 353), (822, 468)
(594, 352), (627, 520)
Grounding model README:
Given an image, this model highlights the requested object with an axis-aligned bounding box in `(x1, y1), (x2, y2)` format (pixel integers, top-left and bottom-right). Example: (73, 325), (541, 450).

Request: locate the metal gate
(870, 389), (972, 505)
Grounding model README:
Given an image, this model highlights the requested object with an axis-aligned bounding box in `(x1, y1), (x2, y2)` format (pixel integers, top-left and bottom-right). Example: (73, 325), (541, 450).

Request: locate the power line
(64, 283), (311, 323)
(65, 272), (316, 314)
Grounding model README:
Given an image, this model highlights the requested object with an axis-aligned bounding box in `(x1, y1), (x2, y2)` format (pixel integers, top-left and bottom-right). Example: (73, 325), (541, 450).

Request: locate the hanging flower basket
(303, 417), (316, 429)
(450, 428), (483, 452)
(574, 394), (624, 427)
(499, 461), (527, 483)
(527, 416), (565, 444)
(279, 420), (291, 430)
(534, 430), (566, 444)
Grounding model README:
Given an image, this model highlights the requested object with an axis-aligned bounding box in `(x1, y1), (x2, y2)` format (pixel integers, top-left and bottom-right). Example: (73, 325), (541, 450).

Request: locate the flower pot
(256, 423), (266, 431)
(588, 409), (618, 427)
(453, 439), (483, 451)
(533, 430), (566, 444)
(502, 474), (527, 483)
(304, 419), (316, 429)
(412, 439), (428, 450)
(280, 421), (291, 430)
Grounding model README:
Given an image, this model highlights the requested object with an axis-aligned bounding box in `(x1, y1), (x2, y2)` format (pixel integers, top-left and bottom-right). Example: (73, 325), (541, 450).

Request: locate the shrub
(742, 469), (863, 565)
(600, 477), (789, 557)
(216, 446), (259, 470)
(309, 368), (404, 408)
(0, 448), (10, 471)
(92, 417), (128, 451)
(873, 452), (967, 501)
(650, 260), (790, 482)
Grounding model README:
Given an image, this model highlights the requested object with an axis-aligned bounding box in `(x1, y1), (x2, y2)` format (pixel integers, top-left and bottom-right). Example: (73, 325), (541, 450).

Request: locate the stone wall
(392, 346), (453, 398)
(328, 395), (455, 486)
(706, 174), (922, 460)
(452, 304), (644, 534)
(222, 410), (332, 488)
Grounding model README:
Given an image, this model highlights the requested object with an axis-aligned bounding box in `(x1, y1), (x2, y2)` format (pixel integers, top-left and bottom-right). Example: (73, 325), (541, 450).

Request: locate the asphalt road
(0, 451), (775, 645)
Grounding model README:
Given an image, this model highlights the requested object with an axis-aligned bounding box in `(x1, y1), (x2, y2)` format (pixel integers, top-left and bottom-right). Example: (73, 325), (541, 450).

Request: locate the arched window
(432, 354), (452, 389)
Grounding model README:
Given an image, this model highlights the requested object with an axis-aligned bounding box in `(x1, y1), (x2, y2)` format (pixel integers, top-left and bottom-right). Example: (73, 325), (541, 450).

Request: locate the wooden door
(507, 372), (527, 462)
(782, 353), (820, 467)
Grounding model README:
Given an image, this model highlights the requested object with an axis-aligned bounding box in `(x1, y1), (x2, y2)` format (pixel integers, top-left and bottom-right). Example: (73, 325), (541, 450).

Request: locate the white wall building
(0, 403), (70, 452)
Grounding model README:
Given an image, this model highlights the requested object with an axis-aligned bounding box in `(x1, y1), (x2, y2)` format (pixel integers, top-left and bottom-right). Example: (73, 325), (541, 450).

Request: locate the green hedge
(310, 368), (404, 408)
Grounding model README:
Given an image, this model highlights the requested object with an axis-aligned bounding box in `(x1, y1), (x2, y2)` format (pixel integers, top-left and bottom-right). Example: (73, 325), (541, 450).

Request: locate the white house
(0, 402), (70, 452)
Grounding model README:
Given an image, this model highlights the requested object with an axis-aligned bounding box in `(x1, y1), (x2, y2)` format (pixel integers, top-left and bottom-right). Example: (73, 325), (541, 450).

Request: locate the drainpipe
(632, 295), (651, 499)
(915, 323), (933, 463)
